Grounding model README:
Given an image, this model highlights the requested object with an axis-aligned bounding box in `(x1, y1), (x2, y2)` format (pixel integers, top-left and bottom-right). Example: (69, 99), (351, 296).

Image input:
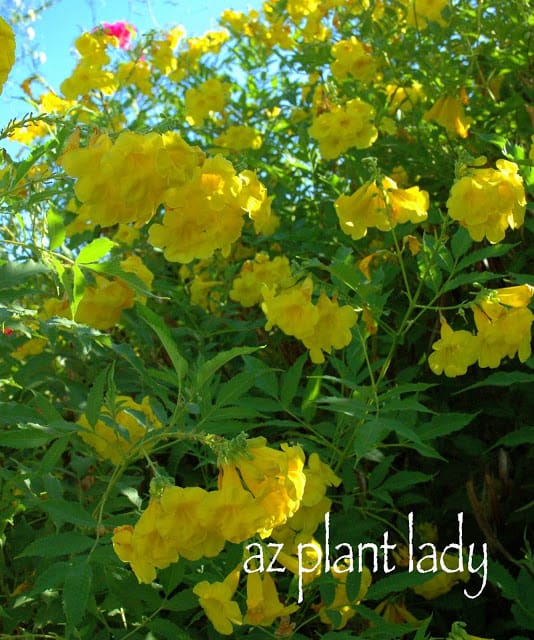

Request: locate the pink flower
(100, 21), (136, 49)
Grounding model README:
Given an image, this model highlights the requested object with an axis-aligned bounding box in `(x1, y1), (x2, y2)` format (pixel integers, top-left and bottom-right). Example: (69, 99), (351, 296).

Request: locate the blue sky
(1, 0), (262, 135)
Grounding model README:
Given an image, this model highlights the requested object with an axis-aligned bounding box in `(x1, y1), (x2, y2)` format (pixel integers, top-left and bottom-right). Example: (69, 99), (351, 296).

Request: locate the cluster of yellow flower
(60, 31), (118, 99)
(149, 156), (275, 262)
(309, 97), (378, 159)
(330, 36), (379, 83)
(59, 128), (205, 227)
(60, 130), (276, 264)
(112, 438), (338, 581)
(0, 16), (15, 95)
(429, 285), (534, 377)
(214, 124), (263, 152)
(77, 395), (163, 464)
(335, 176), (429, 240)
(230, 253), (358, 363)
(447, 158), (526, 243)
(185, 77), (229, 125)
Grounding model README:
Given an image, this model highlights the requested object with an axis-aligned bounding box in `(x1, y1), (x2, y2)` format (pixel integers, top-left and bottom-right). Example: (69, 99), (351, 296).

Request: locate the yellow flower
(185, 78), (229, 125)
(428, 318), (479, 377)
(404, 0), (449, 27)
(424, 95), (471, 138)
(239, 170), (278, 235)
(219, 437), (307, 536)
(77, 396), (162, 464)
(215, 125), (262, 151)
(245, 571), (298, 626)
(330, 36), (378, 83)
(74, 275), (134, 330)
(335, 181), (390, 240)
(446, 159), (526, 243)
(386, 82), (425, 113)
(309, 98), (378, 159)
(473, 304), (533, 368)
(493, 284), (534, 308)
(120, 255), (154, 303)
(301, 291), (358, 363)
(0, 17), (16, 95)
(230, 253), (293, 307)
(413, 552), (469, 599)
(150, 155), (245, 263)
(261, 277), (319, 340)
(193, 572), (242, 636)
(11, 337), (47, 361)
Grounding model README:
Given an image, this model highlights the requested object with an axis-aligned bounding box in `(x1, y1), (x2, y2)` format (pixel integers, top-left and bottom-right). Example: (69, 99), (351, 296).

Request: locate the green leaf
(39, 499), (95, 527)
(0, 425), (54, 448)
(195, 345), (260, 389)
(70, 263), (86, 319)
(281, 353), (306, 407)
(487, 558), (519, 600)
(380, 471), (434, 493)
(47, 207), (65, 250)
(19, 532), (94, 558)
(88, 257), (154, 299)
(85, 365), (110, 427)
(419, 412), (476, 439)
(353, 418), (390, 460)
(456, 243), (515, 272)
(162, 588), (197, 612)
(30, 561), (70, 595)
(137, 303), (188, 383)
(216, 372), (255, 407)
(492, 427), (534, 448)
(451, 227), (473, 260)
(75, 237), (115, 264)
(366, 571), (436, 600)
(455, 370), (534, 393)
(0, 402), (42, 425)
(63, 558), (92, 628)
(0, 260), (50, 290)
(413, 616), (433, 640)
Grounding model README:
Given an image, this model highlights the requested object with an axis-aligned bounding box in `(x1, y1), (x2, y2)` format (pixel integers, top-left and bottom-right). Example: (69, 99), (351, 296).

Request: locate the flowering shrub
(0, 1), (533, 639)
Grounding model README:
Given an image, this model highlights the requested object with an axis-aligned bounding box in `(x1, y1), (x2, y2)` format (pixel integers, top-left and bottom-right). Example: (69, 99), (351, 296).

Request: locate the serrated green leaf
(85, 365), (109, 427)
(0, 260), (50, 290)
(455, 370), (534, 394)
(451, 227), (473, 260)
(19, 532), (94, 558)
(366, 571), (435, 600)
(75, 237), (115, 264)
(137, 303), (188, 383)
(419, 412), (476, 439)
(492, 426), (534, 448)
(39, 499), (95, 527)
(70, 263), (85, 319)
(196, 345), (260, 389)
(88, 257), (154, 299)
(63, 558), (92, 628)
(31, 561), (70, 595)
(457, 243), (515, 272)
(47, 207), (65, 250)
(353, 418), (390, 460)
(216, 372), (255, 407)
(413, 616), (433, 640)
(380, 471), (434, 493)
(0, 425), (54, 448)
(281, 353), (306, 407)
(162, 588), (197, 612)
(0, 402), (42, 425)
